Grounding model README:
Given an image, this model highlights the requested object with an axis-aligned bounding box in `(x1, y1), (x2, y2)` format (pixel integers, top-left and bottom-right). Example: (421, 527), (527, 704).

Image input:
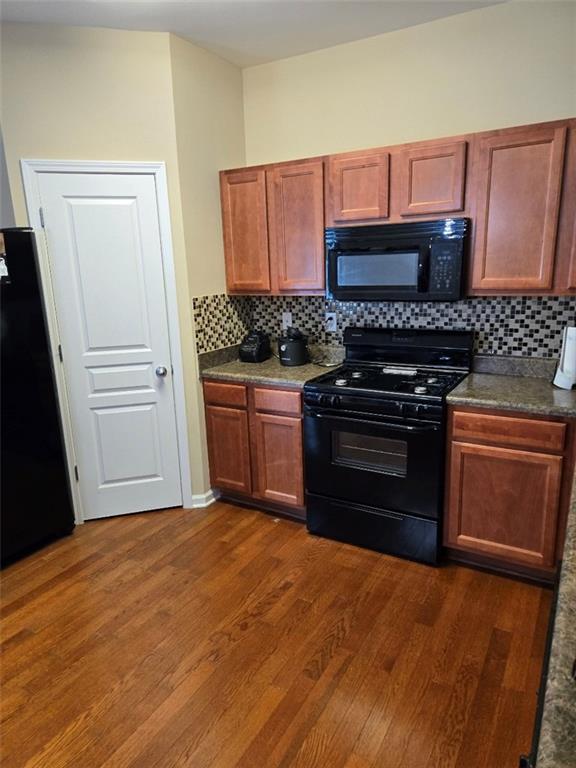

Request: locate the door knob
(155, 365), (168, 377)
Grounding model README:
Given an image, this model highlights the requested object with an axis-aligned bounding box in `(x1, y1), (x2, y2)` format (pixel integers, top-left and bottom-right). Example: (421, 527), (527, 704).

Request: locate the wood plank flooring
(1, 502), (551, 768)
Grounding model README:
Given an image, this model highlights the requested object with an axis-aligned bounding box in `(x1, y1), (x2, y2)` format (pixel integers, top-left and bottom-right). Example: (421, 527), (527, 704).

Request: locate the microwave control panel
(428, 242), (462, 295)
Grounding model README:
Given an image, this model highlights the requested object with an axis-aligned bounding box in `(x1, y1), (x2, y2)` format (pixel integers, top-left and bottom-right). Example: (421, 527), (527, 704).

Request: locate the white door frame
(20, 159), (194, 522)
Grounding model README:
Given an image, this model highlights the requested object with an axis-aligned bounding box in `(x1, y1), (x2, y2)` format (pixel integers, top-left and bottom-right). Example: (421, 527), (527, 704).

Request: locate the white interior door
(37, 172), (182, 519)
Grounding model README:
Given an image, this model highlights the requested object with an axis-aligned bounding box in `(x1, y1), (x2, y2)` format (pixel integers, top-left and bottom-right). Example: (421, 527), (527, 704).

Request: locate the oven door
(304, 407), (444, 519)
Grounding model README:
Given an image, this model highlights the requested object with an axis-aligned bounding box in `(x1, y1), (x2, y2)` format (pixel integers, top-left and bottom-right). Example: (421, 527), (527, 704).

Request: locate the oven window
(337, 251), (419, 287)
(332, 431), (408, 476)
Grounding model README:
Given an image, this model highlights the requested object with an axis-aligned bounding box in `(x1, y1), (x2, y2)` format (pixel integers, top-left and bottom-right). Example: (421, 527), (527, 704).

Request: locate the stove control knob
(330, 395), (341, 408)
(319, 394), (330, 407)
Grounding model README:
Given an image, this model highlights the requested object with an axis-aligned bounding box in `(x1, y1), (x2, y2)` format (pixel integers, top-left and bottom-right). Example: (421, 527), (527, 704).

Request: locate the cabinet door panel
(471, 126), (566, 291)
(558, 127), (576, 291)
(220, 169), (270, 293)
(446, 441), (561, 569)
(253, 413), (304, 507)
(568, 218), (576, 290)
(398, 141), (466, 216)
(205, 405), (251, 494)
(328, 153), (389, 224)
(267, 161), (324, 292)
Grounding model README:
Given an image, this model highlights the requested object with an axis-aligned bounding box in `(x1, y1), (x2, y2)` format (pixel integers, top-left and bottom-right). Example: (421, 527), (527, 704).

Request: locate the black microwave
(326, 218), (469, 302)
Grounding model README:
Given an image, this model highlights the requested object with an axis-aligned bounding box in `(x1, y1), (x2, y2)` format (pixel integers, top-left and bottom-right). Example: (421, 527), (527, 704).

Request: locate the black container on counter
(278, 327), (309, 366)
(239, 330), (271, 363)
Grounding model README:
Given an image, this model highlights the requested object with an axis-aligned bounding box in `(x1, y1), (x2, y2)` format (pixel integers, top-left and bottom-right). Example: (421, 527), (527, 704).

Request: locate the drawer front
(203, 380), (247, 408)
(253, 387), (301, 416)
(452, 410), (566, 453)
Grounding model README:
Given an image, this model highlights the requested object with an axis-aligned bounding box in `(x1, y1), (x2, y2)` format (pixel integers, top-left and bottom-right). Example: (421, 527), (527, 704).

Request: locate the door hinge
(74, 465), (79, 482)
(58, 344), (63, 363)
(39, 207), (45, 228)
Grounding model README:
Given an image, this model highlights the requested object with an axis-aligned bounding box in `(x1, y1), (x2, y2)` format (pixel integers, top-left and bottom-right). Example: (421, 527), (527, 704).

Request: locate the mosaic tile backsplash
(192, 293), (576, 358)
(192, 294), (251, 354)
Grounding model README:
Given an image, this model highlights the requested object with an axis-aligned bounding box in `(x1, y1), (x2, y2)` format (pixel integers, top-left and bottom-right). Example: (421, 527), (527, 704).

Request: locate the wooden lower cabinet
(252, 412), (304, 507)
(203, 380), (304, 514)
(446, 441), (561, 569)
(205, 405), (251, 495)
(445, 406), (573, 577)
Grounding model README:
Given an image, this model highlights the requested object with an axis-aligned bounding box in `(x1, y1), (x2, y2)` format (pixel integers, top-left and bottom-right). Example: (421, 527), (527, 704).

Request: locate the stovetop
(305, 363), (468, 400)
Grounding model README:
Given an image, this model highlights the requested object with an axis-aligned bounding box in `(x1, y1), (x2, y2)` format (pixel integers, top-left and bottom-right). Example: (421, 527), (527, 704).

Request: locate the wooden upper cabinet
(220, 168), (270, 293)
(398, 141), (466, 216)
(471, 125), (567, 292)
(267, 161), (325, 293)
(220, 118), (575, 296)
(555, 126), (576, 292)
(327, 152), (389, 225)
(446, 441), (562, 570)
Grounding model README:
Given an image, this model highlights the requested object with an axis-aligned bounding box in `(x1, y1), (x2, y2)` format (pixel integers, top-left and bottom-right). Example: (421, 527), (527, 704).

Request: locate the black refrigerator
(1, 228), (75, 565)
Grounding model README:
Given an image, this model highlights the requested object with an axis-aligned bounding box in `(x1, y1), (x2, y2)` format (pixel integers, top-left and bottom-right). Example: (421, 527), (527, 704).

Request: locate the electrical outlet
(325, 312), (337, 333)
(281, 311), (293, 330)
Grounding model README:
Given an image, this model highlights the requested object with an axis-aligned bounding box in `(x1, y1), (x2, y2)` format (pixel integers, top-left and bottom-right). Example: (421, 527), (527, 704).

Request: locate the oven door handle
(306, 410), (440, 433)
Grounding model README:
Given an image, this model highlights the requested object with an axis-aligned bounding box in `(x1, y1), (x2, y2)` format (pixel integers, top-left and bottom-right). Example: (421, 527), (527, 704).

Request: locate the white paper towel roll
(553, 326), (576, 389)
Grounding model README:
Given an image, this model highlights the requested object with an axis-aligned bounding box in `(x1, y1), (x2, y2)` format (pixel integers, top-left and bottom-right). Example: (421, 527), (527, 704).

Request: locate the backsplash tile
(321, 297), (576, 357)
(192, 294), (251, 354)
(248, 296), (326, 344)
(193, 293), (576, 359)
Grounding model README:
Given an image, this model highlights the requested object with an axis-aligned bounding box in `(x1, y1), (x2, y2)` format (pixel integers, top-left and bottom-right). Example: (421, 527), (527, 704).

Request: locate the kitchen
(1, 3), (575, 767)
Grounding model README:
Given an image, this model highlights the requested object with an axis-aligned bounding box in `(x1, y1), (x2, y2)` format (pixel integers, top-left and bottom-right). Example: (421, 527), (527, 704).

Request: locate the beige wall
(0, 23), (245, 498)
(167, 34), (245, 490)
(169, 34), (245, 298)
(243, 1), (576, 165)
(168, 34), (245, 490)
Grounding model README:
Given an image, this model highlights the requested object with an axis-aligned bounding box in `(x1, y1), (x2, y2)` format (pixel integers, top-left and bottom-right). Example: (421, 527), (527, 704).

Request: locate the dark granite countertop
(537, 472), (576, 768)
(448, 374), (576, 418)
(201, 357), (333, 389)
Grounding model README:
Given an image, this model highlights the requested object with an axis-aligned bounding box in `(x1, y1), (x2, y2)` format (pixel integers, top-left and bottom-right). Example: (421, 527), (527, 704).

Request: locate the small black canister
(278, 327), (309, 366)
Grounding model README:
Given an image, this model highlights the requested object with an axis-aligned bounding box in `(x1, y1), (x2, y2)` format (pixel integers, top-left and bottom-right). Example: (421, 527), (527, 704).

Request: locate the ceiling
(1, 0), (504, 67)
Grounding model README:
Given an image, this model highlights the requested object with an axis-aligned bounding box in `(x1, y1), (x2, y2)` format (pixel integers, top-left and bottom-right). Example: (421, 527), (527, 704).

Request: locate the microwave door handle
(307, 410), (440, 433)
(418, 241), (432, 292)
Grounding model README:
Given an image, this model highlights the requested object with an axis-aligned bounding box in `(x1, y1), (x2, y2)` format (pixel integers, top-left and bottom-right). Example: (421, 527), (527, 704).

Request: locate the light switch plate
(282, 311), (293, 330)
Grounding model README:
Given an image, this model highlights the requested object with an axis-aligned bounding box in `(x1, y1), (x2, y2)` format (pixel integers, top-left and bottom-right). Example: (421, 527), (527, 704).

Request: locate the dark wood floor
(1, 502), (551, 768)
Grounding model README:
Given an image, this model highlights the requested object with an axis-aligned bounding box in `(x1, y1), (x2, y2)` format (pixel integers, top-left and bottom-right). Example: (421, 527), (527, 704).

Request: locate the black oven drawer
(306, 493), (439, 565)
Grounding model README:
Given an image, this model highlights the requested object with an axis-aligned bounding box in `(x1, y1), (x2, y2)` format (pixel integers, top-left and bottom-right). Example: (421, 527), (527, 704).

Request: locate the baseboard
(189, 488), (221, 509)
(220, 493), (306, 523)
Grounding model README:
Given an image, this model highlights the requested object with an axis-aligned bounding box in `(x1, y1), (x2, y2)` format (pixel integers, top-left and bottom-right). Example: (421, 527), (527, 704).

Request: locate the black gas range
(303, 327), (474, 565)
